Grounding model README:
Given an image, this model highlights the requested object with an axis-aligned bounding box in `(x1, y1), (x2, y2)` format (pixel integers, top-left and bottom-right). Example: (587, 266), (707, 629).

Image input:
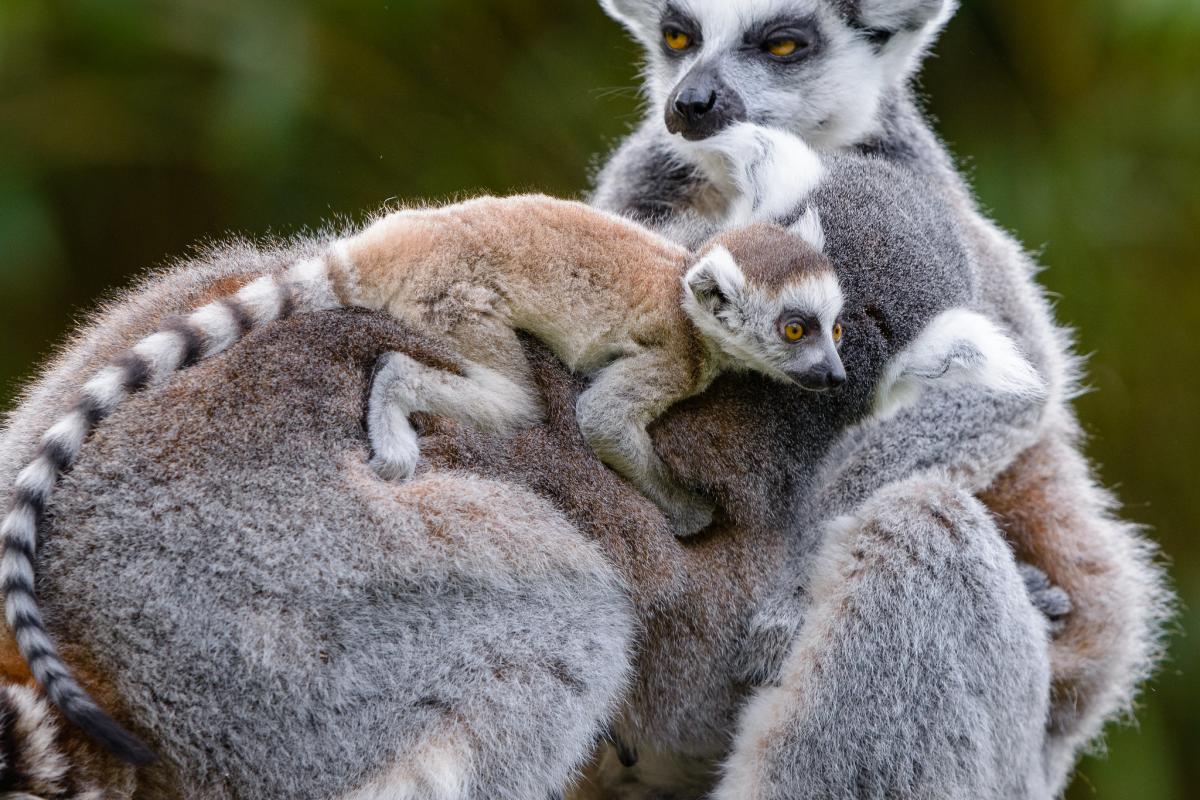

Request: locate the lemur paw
(703, 122), (824, 225)
(369, 429), (420, 481)
(369, 452), (417, 482)
(1017, 562), (1072, 636)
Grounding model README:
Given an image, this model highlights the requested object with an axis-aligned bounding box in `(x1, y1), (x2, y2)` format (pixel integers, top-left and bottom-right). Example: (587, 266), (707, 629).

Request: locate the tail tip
(69, 703), (157, 765)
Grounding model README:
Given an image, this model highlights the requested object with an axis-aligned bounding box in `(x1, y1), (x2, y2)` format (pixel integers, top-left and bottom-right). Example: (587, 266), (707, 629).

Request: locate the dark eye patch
(660, 4), (701, 54)
(741, 16), (823, 62)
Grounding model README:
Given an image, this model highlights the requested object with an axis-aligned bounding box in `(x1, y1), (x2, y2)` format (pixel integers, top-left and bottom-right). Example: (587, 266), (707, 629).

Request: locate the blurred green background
(0, 0), (1196, 795)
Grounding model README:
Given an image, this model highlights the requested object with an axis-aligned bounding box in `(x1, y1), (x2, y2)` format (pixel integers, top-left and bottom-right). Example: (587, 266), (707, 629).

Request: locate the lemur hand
(1018, 562), (1073, 636)
(701, 122), (825, 227)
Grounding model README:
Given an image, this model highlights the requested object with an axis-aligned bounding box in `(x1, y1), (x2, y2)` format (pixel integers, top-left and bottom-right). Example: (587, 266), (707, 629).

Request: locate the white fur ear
(683, 246), (745, 317)
(856, 0), (957, 33)
(598, 0), (661, 33)
(790, 206), (826, 253)
(873, 308), (1045, 420)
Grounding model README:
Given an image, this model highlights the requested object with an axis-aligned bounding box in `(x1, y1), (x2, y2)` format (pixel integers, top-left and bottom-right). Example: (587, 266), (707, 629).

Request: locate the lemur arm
(576, 348), (715, 537)
(714, 474), (1054, 800)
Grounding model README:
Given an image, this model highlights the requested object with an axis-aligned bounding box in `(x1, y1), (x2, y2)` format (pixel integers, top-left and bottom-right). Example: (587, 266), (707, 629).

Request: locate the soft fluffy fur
(0, 141), (1062, 798)
(0, 245), (636, 798)
(591, 0), (1171, 795)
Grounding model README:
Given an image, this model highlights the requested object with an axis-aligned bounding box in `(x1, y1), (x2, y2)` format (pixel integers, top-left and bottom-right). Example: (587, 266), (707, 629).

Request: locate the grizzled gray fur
(3, 144), (1064, 799)
(591, 0), (1171, 796)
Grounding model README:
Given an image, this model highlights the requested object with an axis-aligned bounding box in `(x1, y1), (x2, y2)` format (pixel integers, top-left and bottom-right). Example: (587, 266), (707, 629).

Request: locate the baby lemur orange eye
(784, 322), (806, 341)
(767, 38), (798, 57)
(664, 28), (692, 51)
(832, 322), (843, 343)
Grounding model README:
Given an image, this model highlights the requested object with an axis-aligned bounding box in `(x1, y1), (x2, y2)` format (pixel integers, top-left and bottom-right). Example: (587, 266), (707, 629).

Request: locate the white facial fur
(682, 245), (844, 383)
(601, 0), (955, 152)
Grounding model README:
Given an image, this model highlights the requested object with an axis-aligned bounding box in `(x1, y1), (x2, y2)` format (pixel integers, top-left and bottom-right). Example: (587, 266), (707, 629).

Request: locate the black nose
(665, 67), (746, 141)
(674, 87), (717, 124)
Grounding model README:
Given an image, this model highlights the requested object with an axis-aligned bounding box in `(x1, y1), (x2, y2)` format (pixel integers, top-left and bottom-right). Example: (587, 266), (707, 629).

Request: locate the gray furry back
(0, 251), (635, 798)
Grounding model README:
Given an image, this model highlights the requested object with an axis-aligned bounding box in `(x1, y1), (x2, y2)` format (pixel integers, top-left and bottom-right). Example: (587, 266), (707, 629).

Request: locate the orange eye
(767, 38), (798, 57)
(832, 322), (843, 343)
(664, 28), (692, 51)
(784, 322), (806, 341)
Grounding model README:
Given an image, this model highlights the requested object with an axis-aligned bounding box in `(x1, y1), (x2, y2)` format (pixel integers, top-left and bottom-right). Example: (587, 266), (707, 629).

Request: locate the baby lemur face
(683, 222), (846, 391)
(600, 0), (953, 148)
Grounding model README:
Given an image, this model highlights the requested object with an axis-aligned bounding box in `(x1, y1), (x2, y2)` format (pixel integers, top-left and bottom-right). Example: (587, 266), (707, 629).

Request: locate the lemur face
(683, 223), (846, 391)
(599, 0), (954, 148)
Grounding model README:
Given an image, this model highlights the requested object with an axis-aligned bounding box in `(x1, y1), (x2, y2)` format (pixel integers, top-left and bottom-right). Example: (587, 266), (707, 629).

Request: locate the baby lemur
(347, 197), (846, 537)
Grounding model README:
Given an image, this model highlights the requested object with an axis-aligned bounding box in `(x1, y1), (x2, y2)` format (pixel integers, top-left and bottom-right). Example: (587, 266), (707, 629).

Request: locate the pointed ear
(873, 308), (1045, 419)
(855, 1), (958, 77)
(598, 0), (662, 37)
(856, 0), (957, 34)
(789, 206), (826, 253)
(684, 246), (746, 318)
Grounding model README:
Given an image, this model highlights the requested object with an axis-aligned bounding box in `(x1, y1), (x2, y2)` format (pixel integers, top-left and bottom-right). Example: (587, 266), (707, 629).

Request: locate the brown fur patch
(980, 436), (1131, 734)
(705, 223), (833, 291)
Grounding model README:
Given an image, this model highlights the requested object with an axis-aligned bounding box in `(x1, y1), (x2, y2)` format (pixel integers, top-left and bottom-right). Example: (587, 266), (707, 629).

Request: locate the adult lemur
(2, 128), (1044, 765)
(0, 124), (1062, 796)
(592, 0), (1169, 793)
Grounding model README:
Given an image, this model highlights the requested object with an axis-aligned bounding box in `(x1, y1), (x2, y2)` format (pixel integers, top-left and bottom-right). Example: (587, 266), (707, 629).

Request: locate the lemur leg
(367, 352), (538, 481)
(715, 474), (1053, 800)
(575, 349), (713, 537)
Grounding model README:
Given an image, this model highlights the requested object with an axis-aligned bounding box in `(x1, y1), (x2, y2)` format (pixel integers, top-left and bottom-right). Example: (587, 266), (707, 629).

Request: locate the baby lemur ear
(873, 308), (1046, 420)
(684, 246), (746, 318)
(789, 206), (826, 253)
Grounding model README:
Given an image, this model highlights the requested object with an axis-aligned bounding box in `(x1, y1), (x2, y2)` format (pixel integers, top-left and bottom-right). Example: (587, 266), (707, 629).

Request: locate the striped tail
(0, 682), (107, 797)
(0, 255), (341, 764)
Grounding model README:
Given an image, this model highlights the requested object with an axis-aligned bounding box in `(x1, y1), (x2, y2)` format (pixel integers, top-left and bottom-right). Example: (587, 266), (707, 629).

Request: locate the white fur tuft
(286, 257), (340, 312)
(234, 275), (286, 327)
(790, 206), (826, 253)
(703, 123), (826, 226)
(874, 308), (1046, 419)
(189, 302), (241, 357)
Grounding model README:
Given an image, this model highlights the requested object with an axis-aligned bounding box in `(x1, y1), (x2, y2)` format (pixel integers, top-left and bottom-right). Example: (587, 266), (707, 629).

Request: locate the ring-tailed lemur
(591, 0), (1170, 791)
(0, 119), (1062, 796)
(1, 164), (1043, 759)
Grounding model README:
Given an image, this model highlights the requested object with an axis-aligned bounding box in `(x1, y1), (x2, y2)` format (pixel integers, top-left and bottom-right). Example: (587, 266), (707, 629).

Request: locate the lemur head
(683, 212), (846, 391)
(599, 0), (956, 148)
